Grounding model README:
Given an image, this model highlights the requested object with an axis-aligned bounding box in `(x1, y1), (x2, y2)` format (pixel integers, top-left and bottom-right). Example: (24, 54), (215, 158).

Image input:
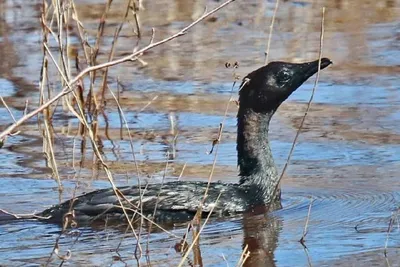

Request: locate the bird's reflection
(45, 207), (283, 266)
(242, 209), (282, 267)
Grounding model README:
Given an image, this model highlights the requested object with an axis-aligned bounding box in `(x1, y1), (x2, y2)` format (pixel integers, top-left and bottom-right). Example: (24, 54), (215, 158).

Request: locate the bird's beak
(302, 58), (332, 78)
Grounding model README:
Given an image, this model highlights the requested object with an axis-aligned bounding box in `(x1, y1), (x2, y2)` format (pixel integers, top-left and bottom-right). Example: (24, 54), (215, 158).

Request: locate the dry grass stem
(299, 197), (315, 247)
(0, 96), (17, 122)
(131, 0), (142, 38)
(384, 213), (395, 257)
(139, 95), (159, 113)
(236, 244), (251, 267)
(303, 244), (313, 267)
(109, 84), (141, 178)
(264, 0), (280, 64)
(177, 193), (222, 267)
(193, 65), (243, 228)
(43, 112), (62, 190)
(45, 41), (142, 248)
(272, 7), (326, 204)
(178, 162), (187, 180)
(204, 67), (244, 196)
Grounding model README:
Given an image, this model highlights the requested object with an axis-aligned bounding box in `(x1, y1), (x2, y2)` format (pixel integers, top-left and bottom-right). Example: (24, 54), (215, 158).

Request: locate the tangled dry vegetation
(0, 0), (247, 265)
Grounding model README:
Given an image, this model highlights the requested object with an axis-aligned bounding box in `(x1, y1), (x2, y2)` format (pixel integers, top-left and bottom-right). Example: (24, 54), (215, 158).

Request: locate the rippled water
(0, 0), (400, 266)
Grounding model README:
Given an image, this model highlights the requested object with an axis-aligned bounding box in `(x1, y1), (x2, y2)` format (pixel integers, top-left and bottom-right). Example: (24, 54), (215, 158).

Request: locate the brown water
(0, 0), (400, 266)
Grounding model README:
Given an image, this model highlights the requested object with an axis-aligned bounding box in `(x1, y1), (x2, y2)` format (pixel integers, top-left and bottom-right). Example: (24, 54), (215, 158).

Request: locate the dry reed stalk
(180, 223), (192, 253)
(39, 0), (63, 191)
(0, 96), (16, 123)
(112, 78), (172, 259)
(303, 244), (313, 267)
(177, 193), (222, 267)
(199, 65), (243, 210)
(109, 205), (181, 239)
(271, 6), (326, 206)
(384, 214), (394, 257)
(146, 153), (171, 243)
(109, 82), (141, 177)
(237, 244), (251, 267)
(178, 162), (187, 180)
(86, 0), (114, 112)
(385, 256), (392, 267)
(45, 228), (81, 266)
(299, 197), (315, 247)
(181, 64), (244, 263)
(69, 1), (93, 77)
(99, 0), (133, 104)
(93, 0), (113, 62)
(131, 0), (142, 38)
(192, 223), (204, 266)
(54, 0), (70, 80)
(44, 36), (143, 249)
(43, 111), (62, 190)
(264, 0), (280, 64)
(53, 0), (72, 114)
(110, 81), (148, 258)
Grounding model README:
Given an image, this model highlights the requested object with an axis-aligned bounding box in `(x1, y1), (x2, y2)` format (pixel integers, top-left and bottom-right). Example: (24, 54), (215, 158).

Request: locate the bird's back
(40, 181), (251, 224)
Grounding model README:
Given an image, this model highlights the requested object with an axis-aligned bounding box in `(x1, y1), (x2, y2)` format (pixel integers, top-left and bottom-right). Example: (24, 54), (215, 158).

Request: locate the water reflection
(242, 212), (282, 267)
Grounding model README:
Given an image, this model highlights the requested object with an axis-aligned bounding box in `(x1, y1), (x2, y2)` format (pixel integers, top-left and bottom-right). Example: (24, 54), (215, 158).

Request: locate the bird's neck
(237, 107), (279, 204)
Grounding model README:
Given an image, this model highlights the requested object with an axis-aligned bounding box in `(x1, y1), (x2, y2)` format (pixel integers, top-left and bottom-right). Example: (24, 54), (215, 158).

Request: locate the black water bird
(40, 58), (332, 223)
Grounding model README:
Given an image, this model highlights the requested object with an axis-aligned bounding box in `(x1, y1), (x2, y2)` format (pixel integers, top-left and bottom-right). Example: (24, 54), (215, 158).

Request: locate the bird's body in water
(39, 58), (332, 224)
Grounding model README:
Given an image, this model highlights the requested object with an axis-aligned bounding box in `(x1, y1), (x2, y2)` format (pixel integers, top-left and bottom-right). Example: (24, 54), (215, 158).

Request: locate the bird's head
(239, 58), (332, 113)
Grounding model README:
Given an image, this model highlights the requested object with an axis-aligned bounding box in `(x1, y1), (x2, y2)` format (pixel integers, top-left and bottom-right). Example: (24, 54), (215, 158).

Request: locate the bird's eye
(276, 71), (291, 84)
